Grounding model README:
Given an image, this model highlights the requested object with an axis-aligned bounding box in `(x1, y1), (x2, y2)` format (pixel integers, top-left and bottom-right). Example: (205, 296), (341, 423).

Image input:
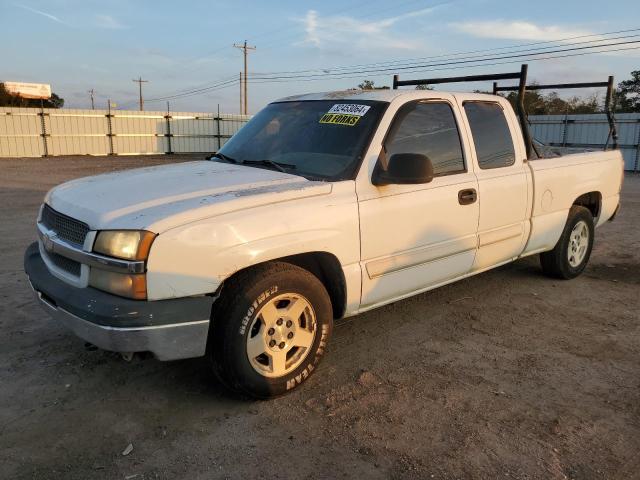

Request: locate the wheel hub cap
(246, 293), (317, 378)
(567, 220), (589, 268)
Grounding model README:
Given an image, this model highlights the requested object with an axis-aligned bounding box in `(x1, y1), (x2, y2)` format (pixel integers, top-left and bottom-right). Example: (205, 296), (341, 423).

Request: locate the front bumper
(24, 242), (214, 361)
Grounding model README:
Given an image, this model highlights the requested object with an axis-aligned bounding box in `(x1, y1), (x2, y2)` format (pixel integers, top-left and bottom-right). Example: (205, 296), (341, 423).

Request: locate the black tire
(540, 205), (594, 279)
(208, 261), (333, 399)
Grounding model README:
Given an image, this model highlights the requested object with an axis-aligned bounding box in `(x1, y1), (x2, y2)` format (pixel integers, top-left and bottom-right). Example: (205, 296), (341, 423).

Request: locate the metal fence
(529, 113), (640, 172)
(0, 106), (251, 157)
(2, 107), (639, 170)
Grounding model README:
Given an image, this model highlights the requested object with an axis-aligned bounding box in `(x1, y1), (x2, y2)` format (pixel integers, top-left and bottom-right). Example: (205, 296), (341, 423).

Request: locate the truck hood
(46, 161), (332, 233)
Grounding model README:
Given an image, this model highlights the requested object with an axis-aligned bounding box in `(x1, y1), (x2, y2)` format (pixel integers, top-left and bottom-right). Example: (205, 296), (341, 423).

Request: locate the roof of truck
(275, 89), (499, 103)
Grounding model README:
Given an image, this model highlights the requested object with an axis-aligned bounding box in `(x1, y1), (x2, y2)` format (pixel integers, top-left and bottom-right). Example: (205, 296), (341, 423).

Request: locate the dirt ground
(0, 155), (638, 480)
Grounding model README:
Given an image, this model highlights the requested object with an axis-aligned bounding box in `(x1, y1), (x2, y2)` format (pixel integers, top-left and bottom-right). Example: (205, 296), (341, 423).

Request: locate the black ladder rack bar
(493, 76), (618, 150)
(494, 81), (609, 92)
(392, 71), (522, 89)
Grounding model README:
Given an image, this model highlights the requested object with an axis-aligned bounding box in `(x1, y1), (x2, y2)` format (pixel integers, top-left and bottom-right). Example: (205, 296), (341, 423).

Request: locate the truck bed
(523, 149), (623, 255)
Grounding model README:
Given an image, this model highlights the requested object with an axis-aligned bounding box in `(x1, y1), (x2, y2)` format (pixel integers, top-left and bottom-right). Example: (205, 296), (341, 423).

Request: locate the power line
(142, 43), (640, 105)
(133, 33), (640, 105)
(255, 28), (640, 75)
(141, 75), (239, 103)
(246, 45), (640, 85)
(142, 27), (640, 102)
(142, 74), (238, 102)
(249, 38), (640, 80)
(145, 44), (640, 107)
(141, 78), (241, 104)
(131, 42), (640, 109)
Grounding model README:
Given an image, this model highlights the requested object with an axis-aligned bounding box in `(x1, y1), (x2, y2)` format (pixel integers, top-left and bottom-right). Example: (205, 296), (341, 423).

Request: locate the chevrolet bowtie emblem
(43, 231), (57, 252)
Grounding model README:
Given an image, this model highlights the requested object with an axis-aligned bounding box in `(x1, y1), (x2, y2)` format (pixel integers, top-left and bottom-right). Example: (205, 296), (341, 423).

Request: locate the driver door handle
(458, 188), (477, 205)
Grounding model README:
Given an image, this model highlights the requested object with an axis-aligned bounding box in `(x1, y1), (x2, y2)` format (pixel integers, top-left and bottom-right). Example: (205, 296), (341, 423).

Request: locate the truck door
(357, 100), (480, 309)
(460, 101), (530, 271)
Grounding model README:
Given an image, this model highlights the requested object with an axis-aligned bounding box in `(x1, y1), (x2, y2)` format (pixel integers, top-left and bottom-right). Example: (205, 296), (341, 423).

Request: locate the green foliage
(0, 84), (64, 108)
(357, 80), (390, 90)
(499, 70), (640, 114)
(503, 86), (602, 115)
(615, 70), (640, 112)
(415, 84), (433, 90)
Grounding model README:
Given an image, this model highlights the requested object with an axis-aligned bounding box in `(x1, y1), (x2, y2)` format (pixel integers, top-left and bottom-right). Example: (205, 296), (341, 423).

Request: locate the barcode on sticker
(327, 104), (371, 116)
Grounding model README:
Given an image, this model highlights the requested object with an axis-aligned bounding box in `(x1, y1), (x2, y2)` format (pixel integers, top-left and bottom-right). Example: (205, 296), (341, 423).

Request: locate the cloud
(450, 20), (594, 42)
(14, 3), (65, 24)
(298, 6), (444, 51)
(449, 20), (638, 58)
(95, 14), (127, 29)
(304, 10), (320, 47)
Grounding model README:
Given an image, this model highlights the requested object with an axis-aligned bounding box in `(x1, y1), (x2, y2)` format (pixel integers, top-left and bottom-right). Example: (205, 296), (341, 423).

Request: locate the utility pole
(132, 76), (149, 111)
(88, 89), (95, 110)
(233, 40), (256, 115)
(239, 71), (243, 115)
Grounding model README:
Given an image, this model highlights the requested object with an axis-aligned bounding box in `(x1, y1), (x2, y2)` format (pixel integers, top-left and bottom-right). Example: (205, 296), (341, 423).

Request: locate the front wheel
(208, 262), (333, 399)
(540, 205), (594, 279)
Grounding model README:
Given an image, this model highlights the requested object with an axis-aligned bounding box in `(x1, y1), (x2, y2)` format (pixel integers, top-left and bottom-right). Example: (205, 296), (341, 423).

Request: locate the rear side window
(385, 102), (465, 176)
(463, 102), (516, 169)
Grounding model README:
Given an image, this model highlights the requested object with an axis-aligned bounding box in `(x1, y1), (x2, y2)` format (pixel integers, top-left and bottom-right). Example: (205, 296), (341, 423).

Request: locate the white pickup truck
(25, 80), (623, 398)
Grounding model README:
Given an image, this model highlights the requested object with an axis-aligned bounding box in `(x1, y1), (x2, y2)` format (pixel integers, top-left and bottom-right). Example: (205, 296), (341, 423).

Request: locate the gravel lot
(1, 155), (639, 480)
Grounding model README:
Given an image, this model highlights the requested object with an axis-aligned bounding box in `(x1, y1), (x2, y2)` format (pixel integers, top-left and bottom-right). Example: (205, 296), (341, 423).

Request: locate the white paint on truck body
(42, 89), (624, 316)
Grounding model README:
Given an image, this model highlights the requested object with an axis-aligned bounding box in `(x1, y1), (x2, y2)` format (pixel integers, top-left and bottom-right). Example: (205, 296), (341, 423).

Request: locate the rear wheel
(540, 205), (594, 279)
(208, 262), (333, 399)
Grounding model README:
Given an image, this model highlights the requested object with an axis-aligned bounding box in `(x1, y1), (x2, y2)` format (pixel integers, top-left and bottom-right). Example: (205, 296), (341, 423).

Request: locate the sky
(1, 0), (639, 113)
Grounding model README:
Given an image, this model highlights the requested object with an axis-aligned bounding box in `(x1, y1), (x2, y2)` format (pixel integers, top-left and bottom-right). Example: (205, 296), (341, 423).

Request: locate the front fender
(145, 182), (360, 301)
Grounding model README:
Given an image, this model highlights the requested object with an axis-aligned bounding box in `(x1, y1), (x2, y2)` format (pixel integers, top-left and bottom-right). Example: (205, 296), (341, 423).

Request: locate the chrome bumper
(31, 286), (210, 360)
(25, 242), (213, 361)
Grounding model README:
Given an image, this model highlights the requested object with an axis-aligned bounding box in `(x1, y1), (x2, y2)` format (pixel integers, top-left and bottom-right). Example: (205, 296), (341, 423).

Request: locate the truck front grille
(47, 251), (82, 277)
(40, 204), (90, 247)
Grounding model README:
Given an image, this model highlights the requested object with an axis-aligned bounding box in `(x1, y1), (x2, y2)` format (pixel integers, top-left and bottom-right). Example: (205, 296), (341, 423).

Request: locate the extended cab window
(463, 102), (516, 169)
(385, 102), (465, 176)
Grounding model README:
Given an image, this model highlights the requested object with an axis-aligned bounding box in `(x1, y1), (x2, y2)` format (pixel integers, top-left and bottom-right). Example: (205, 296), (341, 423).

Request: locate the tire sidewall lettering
(286, 324), (331, 390)
(238, 285), (278, 335)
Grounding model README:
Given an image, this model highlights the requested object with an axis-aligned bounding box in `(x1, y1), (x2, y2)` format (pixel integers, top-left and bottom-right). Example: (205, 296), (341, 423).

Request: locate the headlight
(89, 269), (147, 300)
(93, 230), (156, 261)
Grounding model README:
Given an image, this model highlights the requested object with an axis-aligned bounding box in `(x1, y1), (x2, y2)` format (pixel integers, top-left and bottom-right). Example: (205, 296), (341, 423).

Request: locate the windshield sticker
(319, 113), (361, 126)
(327, 104), (371, 116)
(320, 104), (370, 126)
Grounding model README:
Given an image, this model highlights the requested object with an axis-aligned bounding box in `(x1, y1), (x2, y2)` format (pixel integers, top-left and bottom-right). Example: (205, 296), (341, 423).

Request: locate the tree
(357, 80), (389, 90)
(415, 84), (433, 90)
(46, 93), (65, 108)
(358, 80), (375, 90)
(544, 92), (570, 115)
(0, 84), (64, 108)
(567, 94), (599, 114)
(616, 70), (640, 112)
(503, 87), (601, 115)
(504, 87), (547, 115)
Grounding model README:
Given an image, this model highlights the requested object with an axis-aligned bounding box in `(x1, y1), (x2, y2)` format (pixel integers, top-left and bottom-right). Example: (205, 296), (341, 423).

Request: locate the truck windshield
(213, 100), (387, 181)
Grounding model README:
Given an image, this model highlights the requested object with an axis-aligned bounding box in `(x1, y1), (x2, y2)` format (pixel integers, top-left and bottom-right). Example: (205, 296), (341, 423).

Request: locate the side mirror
(372, 153), (434, 186)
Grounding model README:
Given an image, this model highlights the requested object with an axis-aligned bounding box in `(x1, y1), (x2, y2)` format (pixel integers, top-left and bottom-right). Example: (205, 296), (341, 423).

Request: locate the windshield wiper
(242, 159), (296, 173)
(210, 152), (238, 164)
